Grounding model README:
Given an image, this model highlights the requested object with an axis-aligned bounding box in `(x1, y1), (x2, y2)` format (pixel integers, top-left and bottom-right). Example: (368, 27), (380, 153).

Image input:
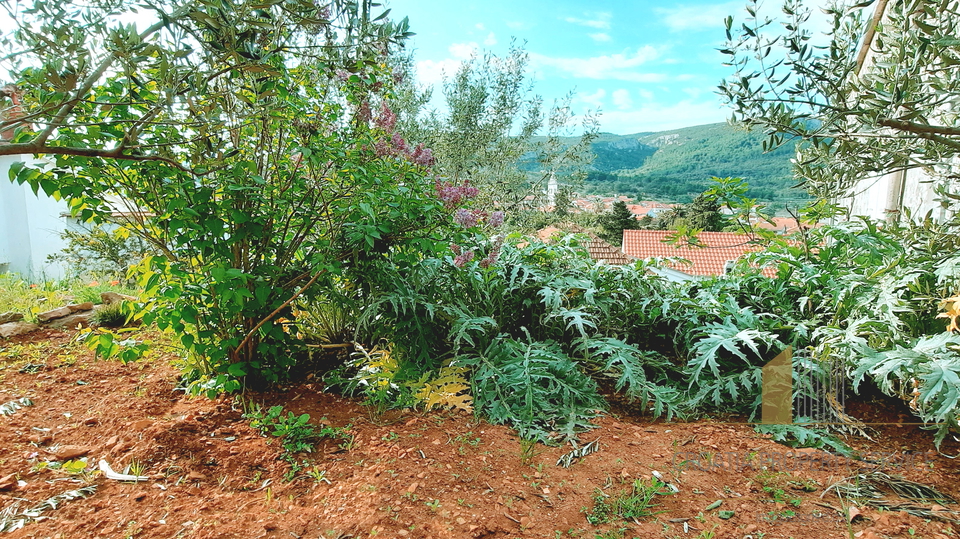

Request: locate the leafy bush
(462, 334), (605, 443)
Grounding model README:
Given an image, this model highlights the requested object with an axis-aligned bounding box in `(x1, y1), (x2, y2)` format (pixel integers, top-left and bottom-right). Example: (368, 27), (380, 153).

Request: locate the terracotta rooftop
(751, 216), (821, 235)
(585, 236), (636, 265)
(622, 230), (773, 277)
(536, 225), (636, 266)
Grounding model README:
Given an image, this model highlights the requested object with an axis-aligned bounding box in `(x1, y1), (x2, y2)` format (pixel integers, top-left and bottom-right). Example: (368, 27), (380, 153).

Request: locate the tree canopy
(720, 0), (960, 199)
(0, 0), (458, 393)
(394, 44), (599, 211)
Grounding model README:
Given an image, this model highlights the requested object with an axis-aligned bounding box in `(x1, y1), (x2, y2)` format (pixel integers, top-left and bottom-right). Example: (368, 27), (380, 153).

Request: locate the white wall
(0, 154), (70, 279)
(841, 167), (955, 223)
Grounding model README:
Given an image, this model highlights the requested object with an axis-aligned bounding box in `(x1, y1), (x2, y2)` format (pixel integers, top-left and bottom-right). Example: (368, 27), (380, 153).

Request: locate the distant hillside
(578, 123), (806, 204)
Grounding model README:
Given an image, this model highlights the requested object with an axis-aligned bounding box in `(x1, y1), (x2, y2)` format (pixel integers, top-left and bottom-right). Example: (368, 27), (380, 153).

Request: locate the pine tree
(600, 201), (639, 246)
(554, 186), (573, 218)
(687, 193), (726, 231)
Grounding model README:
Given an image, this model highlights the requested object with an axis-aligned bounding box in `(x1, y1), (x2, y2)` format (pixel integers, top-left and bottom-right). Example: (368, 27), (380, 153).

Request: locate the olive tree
(719, 0), (960, 199)
(396, 44), (599, 212)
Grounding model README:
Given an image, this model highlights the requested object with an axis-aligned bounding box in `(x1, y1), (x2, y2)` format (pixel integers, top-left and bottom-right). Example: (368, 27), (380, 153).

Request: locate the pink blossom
(434, 180), (478, 209)
(409, 144), (434, 167)
(454, 208), (480, 228)
(450, 243), (462, 256)
(375, 101), (397, 132)
(391, 132), (408, 153)
(488, 211), (504, 228)
(453, 250), (475, 268)
(356, 100), (372, 123)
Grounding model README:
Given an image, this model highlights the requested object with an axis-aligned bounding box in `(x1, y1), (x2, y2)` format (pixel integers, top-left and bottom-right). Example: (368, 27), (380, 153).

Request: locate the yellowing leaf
(414, 366), (473, 413)
(938, 294), (960, 333)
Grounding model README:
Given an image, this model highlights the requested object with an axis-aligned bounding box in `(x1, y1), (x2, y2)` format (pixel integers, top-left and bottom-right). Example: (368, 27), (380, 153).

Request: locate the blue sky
(385, 0), (753, 135)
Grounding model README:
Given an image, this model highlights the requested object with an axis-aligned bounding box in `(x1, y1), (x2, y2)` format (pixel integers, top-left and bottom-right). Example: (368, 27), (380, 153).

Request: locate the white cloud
(597, 98), (730, 134)
(415, 58), (461, 86)
(577, 89), (607, 108)
(530, 47), (666, 83)
(564, 12), (612, 30)
(414, 42), (479, 86)
(506, 20), (531, 30)
(658, 0), (836, 36)
(448, 42), (479, 60)
(612, 89), (633, 110)
(475, 23), (486, 31)
(484, 32), (497, 46)
(655, 2), (740, 33)
(588, 32), (611, 42)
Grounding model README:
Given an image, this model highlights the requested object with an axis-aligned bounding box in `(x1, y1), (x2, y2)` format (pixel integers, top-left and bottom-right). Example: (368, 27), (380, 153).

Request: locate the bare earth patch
(1, 329), (958, 539)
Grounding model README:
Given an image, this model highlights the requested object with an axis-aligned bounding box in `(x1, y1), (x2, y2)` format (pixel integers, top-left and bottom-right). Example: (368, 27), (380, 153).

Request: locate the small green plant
(696, 525), (719, 539)
(124, 460), (146, 477)
(592, 528), (626, 539)
(246, 405), (319, 454)
(91, 301), (130, 328)
(425, 499), (441, 512)
(583, 477), (674, 525)
(762, 508), (797, 522)
(519, 437), (542, 465)
(245, 404), (350, 481)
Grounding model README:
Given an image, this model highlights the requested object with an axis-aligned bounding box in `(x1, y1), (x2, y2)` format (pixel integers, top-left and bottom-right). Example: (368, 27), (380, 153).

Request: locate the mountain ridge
(558, 122), (807, 203)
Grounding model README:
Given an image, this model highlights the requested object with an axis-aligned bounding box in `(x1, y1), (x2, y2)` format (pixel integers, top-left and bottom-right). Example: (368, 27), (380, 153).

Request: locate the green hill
(579, 123), (806, 204)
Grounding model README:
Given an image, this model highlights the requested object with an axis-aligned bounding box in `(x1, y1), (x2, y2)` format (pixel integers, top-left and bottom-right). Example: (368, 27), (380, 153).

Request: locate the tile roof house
(536, 225), (636, 266)
(752, 216), (809, 235)
(622, 230), (774, 277)
(584, 236), (636, 265)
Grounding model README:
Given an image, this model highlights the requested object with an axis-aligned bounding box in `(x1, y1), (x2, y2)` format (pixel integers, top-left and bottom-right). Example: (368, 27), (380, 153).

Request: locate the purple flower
(488, 211), (504, 228)
(454, 208), (480, 228)
(453, 250), (475, 268)
(434, 180), (479, 209)
(375, 101), (397, 132)
(356, 100), (372, 124)
(409, 144), (434, 167)
(391, 132), (408, 154)
(450, 243), (462, 256)
(374, 139), (392, 157)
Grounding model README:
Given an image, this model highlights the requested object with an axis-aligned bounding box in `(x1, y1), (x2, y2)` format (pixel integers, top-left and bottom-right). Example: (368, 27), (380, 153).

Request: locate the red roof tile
(536, 226), (636, 265)
(585, 237), (636, 265)
(752, 217), (818, 234)
(622, 230), (774, 277)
